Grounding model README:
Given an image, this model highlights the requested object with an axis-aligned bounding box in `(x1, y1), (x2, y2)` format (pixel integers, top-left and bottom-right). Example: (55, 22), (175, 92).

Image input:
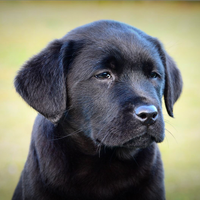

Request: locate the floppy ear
(164, 53), (183, 117)
(15, 40), (66, 123)
(15, 39), (82, 124)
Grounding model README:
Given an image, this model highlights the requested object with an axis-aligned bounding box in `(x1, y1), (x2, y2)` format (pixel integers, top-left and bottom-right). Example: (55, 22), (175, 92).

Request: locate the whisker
(165, 128), (178, 143)
(163, 133), (170, 148)
(50, 128), (83, 141)
(95, 107), (117, 144)
(164, 120), (177, 131)
(131, 155), (139, 167)
(96, 142), (103, 158)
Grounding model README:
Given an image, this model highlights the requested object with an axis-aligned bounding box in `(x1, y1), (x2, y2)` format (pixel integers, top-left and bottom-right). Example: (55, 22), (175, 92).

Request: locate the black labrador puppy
(13, 20), (182, 200)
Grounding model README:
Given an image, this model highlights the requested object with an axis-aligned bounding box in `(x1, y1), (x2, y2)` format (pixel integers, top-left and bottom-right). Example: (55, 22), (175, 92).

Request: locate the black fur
(13, 20), (182, 200)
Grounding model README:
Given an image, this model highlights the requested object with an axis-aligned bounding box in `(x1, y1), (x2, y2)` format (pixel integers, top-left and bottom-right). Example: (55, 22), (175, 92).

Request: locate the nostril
(152, 113), (157, 119)
(138, 113), (147, 120)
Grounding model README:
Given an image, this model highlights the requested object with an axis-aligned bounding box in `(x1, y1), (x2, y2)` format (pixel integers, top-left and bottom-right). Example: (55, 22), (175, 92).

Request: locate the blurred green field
(0, 1), (200, 200)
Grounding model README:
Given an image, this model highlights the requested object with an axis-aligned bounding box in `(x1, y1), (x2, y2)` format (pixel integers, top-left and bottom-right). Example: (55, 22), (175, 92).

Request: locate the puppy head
(15, 20), (182, 150)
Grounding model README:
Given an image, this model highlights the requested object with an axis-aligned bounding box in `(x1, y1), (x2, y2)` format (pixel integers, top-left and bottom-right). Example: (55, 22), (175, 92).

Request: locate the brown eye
(150, 72), (159, 79)
(95, 72), (111, 79)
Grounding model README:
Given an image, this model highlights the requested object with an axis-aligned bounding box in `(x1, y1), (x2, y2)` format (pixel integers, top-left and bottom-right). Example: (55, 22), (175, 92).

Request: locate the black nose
(134, 105), (158, 125)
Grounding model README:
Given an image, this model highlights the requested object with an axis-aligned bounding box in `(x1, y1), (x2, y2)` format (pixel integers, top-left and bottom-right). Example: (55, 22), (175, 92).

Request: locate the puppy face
(67, 34), (165, 149)
(15, 20), (182, 151)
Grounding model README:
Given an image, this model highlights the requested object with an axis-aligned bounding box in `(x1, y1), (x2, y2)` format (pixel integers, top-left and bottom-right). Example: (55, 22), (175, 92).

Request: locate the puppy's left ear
(163, 53), (183, 117)
(14, 40), (81, 124)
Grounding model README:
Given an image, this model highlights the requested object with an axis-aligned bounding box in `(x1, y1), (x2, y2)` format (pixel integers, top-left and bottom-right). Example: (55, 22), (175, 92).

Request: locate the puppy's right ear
(164, 53), (183, 117)
(14, 40), (83, 124)
(153, 38), (182, 117)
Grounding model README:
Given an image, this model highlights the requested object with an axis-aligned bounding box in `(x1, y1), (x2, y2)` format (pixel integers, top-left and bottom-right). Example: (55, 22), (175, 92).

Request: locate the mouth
(95, 133), (156, 149)
(94, 125), (165, 149)
(122, 133), (156, 149)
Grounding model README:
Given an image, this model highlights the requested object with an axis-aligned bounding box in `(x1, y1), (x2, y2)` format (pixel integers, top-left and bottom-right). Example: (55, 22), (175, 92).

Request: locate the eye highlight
(95, 72), (112, 79)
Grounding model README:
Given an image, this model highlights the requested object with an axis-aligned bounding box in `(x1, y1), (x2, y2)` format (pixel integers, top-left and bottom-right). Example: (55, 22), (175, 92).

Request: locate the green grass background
(0, 1), (200, 200)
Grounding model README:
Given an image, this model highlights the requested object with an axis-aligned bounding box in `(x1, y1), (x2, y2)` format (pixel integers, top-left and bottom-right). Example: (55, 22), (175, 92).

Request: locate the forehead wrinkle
(79, 43), (124, 74)
(128, 41), (164, 71)
(96, 33), (158, 70)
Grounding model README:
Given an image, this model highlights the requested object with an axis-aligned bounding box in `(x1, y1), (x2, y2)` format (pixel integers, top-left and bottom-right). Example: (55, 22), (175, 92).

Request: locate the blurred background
(0, 1), (200, 200)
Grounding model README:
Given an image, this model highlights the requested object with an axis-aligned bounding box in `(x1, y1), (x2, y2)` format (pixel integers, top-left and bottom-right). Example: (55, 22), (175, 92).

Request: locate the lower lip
(123, 134), (154, 147)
